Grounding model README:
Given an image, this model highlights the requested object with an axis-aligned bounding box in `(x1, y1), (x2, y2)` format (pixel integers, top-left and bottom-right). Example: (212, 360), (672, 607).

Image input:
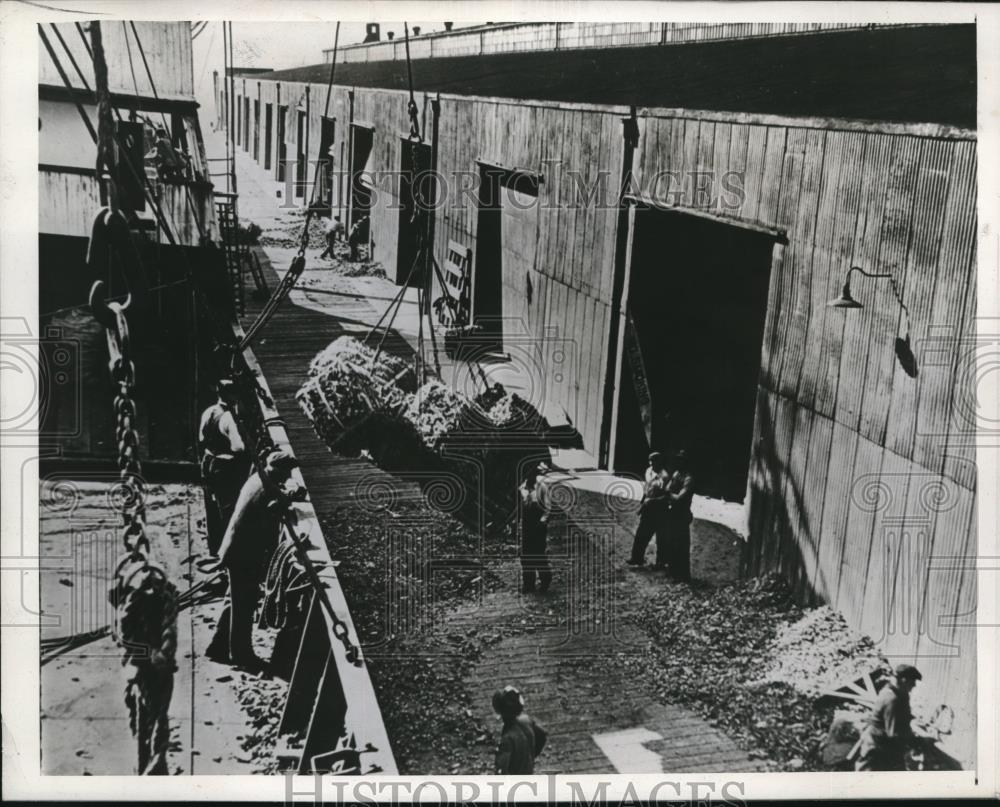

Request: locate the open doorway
(264, 103), (273, 171)
(473, 164), (540, 353)
(276, 105), (287, 181)
(316, 117), (336, 215)
(253, 99), (260, 161)
(395, 138), (433, 286)
(612, 206), (776, 502)
(243, 97), (250, 152)
(349, 123), (374, 227)
(295, 110), (306, 198)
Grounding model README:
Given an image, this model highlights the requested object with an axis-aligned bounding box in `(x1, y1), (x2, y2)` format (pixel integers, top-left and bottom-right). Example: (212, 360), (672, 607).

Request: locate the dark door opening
(316, 116), (336, 215)
(613, 207), (775, 502)
(349, 124), (374, 226)
(295, 110), (306, 198)
(395, 138), (433, 286)
(243, 97), (250, 152)
(276, 105), (287, 181)
(253, 99), (260, 161)
(235, 94), (241, 145)
(473, 165), (541, 354)
(264, 103), (273, 170)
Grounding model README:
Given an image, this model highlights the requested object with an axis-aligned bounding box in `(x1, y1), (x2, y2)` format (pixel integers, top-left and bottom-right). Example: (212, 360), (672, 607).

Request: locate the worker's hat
(492, 685), (524, 715)
(648, 451), (664, 464)
(894, 663), (922, 681)
(216, 378), (237, 396)
(265, 449), (299, 473)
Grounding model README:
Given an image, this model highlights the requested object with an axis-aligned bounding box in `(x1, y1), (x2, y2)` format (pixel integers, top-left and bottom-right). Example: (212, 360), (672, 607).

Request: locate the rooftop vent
(412, 26), (421, 36)
(363, 23), (380, 43)
(444, 22), (453, 31)
(387, 31), (394, 40)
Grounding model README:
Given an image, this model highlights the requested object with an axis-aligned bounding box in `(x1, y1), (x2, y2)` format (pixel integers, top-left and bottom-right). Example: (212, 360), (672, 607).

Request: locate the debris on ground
(614, 573), (883, 771)
(751, 605), (887, 696)
(322, 499), (506, 774)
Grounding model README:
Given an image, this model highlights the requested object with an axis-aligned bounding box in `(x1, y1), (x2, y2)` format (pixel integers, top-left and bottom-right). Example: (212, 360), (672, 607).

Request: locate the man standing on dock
(492, 686), (548, 775)
(519, 464), (553, 594)
(207, 449), (301, 668)
(320, 215), (345, 259)
(626, 452), (669, 568)
(199, 379), (248, 556)
(663, 449), (695, 582)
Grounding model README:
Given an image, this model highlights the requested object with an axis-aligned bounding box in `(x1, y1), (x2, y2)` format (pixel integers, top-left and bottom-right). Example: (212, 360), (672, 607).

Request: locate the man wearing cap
(626, 452), (669, 568)
(145, 126), (186, 181)
(854, 664), (922, 771)
(519, 464), (553, 593)
(207, 449), (302, 668)
(663, 449), (695, 582)
(199, 379), (248, 556)
(492, 685), (548, 775)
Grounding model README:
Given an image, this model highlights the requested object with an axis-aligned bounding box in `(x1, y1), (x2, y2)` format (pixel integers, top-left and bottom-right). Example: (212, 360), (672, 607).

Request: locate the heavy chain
(93, 293), (178, 775)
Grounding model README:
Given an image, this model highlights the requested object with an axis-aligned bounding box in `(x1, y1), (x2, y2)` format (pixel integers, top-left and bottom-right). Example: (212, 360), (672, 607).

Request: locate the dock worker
(663, 449), (695, 582)
(348, 214), (369, 261)
(854, 664), (923, 771)
(146, 126), (186, 181)
(626, 452), (669, 568)
(319, 215), (345, 259)
(207, 449), (303, 669)
(198, 379), (248, 556)
(492, 685), (548, 775)
(519, 464), (553, 594)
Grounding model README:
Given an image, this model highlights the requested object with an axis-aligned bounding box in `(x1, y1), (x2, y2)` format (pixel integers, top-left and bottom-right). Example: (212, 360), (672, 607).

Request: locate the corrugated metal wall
(239, 78), (978, 767)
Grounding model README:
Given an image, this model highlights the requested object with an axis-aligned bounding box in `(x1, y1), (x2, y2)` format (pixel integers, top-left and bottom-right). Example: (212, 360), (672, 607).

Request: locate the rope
(236, 23), (342, 349)
(250, 440), (364, 666)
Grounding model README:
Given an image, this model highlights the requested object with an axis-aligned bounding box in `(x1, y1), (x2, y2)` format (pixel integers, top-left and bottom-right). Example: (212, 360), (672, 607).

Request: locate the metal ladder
(215, 195), (246, 317)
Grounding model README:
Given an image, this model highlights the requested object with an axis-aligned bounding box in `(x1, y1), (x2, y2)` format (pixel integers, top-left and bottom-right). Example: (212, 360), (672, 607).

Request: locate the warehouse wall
(631, 111), (978, 767)
(240, 80), (624, 453)
(237, 78), (979, 767)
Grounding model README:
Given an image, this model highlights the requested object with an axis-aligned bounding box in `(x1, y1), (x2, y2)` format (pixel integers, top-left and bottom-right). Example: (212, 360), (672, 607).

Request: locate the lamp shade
(828, 280), (862, 309)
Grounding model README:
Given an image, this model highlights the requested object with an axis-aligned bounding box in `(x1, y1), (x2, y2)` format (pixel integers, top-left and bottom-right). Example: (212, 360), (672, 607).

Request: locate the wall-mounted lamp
(828, 266), (917, 378)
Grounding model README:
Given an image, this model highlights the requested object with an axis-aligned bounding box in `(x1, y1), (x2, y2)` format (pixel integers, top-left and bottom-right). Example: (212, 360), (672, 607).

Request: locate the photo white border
(2, 1), (996, 801)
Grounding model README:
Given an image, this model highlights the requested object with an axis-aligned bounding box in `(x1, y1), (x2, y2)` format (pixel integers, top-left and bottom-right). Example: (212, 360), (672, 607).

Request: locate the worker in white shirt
(198, 379), (248, 556)
(626, 452), (669, 568)
(319, 215), (345, 259)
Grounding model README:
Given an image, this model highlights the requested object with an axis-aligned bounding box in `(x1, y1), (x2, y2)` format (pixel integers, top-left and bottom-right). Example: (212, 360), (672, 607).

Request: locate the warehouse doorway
(264, 103), (273, 170)
(612, 205), (776, 502)
(473, 163), (541, 352)
(276, 105), (287, 181)
(395, 138), (433, 285)
(349, 123), (374, 226)
(317, 117), (336, 214)
(253, 99), (260, 161)
(295, 110), (306, 198)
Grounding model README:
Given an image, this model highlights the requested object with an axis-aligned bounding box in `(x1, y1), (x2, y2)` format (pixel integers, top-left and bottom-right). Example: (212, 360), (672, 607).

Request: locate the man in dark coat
(207, 449), (302, 668)
(519, 464), (552, 593)
(663, 449), (695, 581)
(855, 664), (922, 771)
(492, 685), (548, 775)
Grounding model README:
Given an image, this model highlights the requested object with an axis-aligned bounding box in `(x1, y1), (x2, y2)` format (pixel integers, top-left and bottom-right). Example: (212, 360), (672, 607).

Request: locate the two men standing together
(626, 449), (694, 581)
